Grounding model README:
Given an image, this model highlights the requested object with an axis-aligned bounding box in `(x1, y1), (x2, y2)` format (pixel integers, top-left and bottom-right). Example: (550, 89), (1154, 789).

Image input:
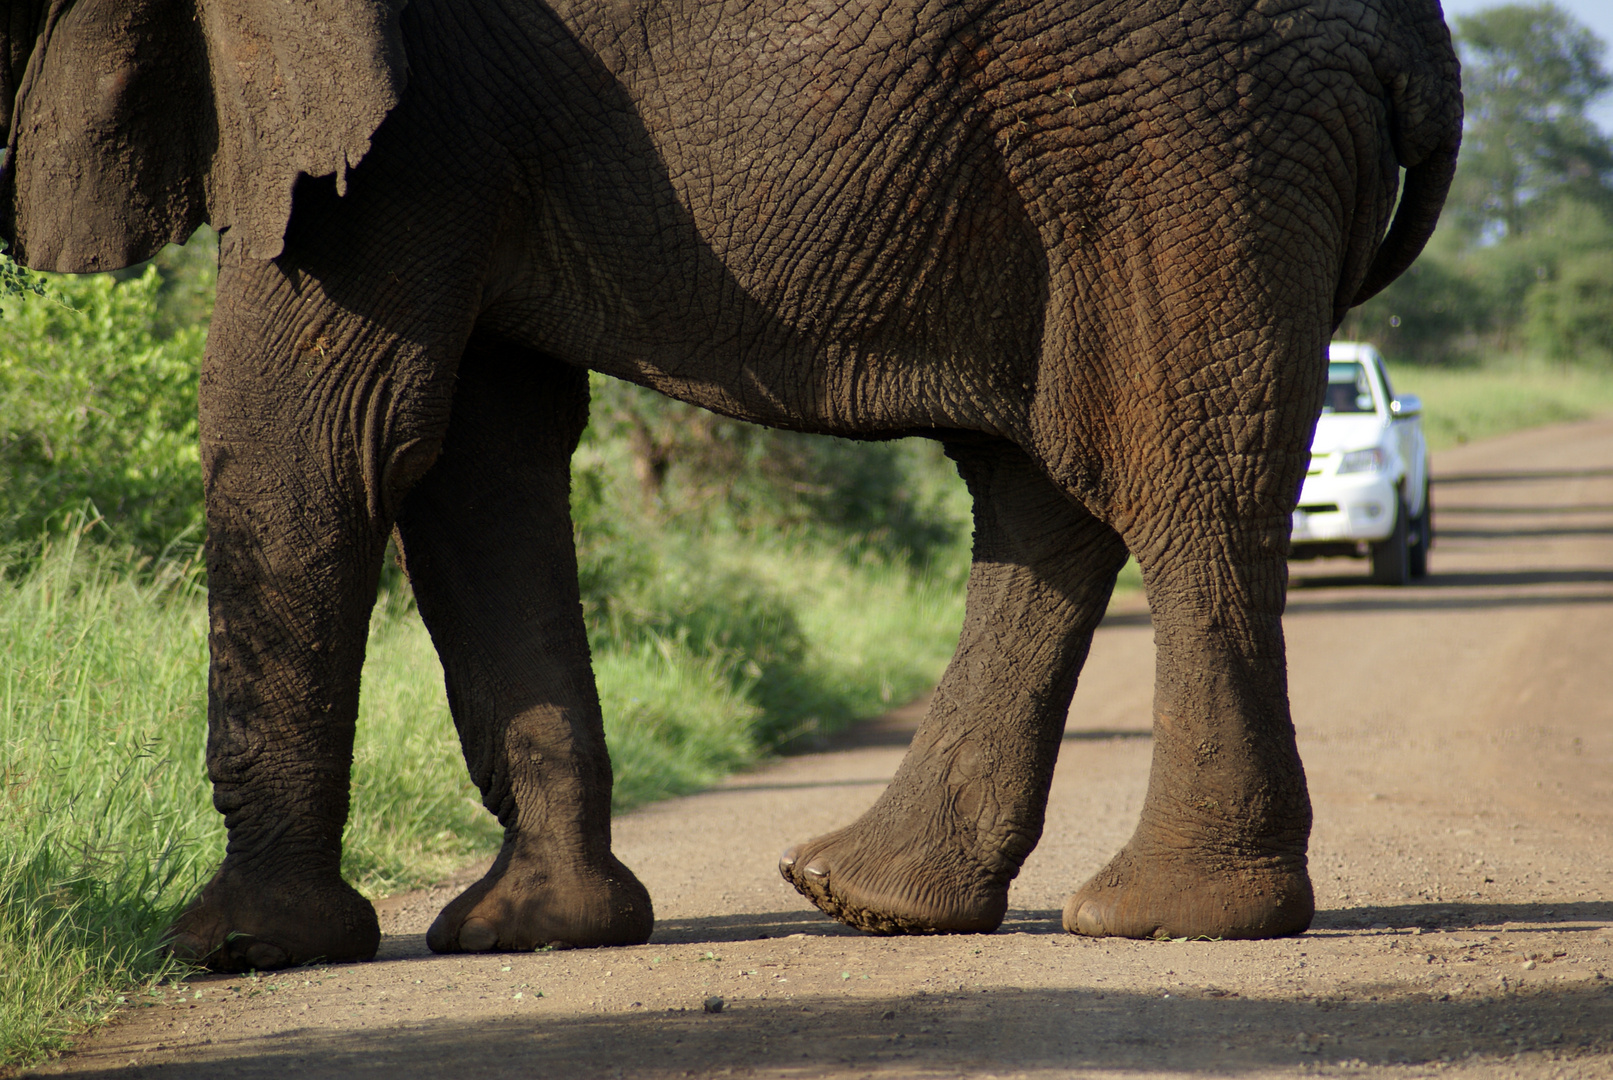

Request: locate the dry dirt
(29, 417), (1613, 1080)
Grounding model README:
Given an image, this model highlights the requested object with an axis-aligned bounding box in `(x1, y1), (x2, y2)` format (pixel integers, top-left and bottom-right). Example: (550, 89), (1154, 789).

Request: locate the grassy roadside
(1387, 363), (1613, 451)
(0, 523), (966, 1068)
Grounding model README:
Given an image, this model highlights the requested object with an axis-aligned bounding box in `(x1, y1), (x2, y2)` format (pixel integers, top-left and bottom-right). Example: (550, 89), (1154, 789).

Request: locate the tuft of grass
(0, 527), (214, 1067)
(1387, 362), (1613, 451)
(596, 640), (764, 808)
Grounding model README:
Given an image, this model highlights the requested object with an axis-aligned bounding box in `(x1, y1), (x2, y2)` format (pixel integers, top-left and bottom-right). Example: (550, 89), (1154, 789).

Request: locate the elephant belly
(484, 0), (1051, 438)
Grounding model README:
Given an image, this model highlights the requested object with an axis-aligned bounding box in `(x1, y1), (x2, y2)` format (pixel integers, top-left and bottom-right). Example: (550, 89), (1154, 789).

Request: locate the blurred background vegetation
(1340, 3), (1613, 369)
(4, 1), (1613, 1067)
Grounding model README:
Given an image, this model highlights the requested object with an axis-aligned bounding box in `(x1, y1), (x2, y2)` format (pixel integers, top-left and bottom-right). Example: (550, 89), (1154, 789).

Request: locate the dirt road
(33, 417), (1613, 1080)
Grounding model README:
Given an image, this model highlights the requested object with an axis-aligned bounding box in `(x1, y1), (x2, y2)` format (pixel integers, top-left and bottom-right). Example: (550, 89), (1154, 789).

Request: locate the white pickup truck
(1290, 342), (1431, 585)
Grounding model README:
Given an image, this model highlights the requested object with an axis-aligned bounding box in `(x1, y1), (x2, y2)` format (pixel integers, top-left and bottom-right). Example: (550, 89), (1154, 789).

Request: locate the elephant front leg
(395, 345), (652, 953)
(1064, 519), (1314, 940)
(781, 439), (1130, 933)
(163, 268), (456, 972)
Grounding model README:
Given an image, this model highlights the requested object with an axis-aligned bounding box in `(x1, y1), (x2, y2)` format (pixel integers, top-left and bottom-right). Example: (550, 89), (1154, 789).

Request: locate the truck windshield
(1322, 362), (1377, 414)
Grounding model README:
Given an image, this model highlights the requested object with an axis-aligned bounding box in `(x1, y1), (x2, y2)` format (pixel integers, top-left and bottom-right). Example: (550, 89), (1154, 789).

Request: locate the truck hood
(1311, 414), (1388, 455)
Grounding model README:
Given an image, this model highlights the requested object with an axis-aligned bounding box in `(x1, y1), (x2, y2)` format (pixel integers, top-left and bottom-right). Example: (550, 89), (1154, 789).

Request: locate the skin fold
(1, 0), (1460, 967)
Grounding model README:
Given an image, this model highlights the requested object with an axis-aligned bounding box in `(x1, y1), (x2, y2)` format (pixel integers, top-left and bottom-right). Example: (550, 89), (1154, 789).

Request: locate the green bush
(0, 267), (205, 553)
(584, 377), (969, 567)
(571, 409), (970, 756)
(1525, 249), (1613, 363)
(1337, 197), (1613, 370)
(1337, 251), (1490, 364)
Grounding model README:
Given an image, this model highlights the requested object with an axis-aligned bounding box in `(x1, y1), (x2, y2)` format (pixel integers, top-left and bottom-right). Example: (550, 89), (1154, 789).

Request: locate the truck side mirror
(1390, 394), (1422, 419)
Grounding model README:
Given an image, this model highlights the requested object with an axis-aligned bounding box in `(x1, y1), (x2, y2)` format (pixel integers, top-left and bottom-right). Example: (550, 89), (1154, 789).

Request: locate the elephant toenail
(459, 918), (499, 952)
(161, 931), (207, 962)
(804, 859), (829, 878)
(779, 846), (800, 872)
(1072, 901), (1106, 937)
(243, 940), (290, 970)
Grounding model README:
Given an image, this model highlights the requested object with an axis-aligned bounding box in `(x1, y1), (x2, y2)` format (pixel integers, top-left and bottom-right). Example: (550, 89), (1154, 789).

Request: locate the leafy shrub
(1525, 249), (1613, 364)
(585, 377), (968, 567)
(1337, 252), (1490, 364)
(0, 268), (205, 553)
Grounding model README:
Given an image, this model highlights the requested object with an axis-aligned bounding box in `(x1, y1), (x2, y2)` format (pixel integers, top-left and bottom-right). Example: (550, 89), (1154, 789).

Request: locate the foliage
(1337, 245), (1490, 363)
(1523, 249), (1613, 363)
(584, 377), (968, 568)
(1448, 3), (1613, 241)
(0, 267), (206, 554)
(0, 251), (47, 309)
(1342, 5), (1613, 368)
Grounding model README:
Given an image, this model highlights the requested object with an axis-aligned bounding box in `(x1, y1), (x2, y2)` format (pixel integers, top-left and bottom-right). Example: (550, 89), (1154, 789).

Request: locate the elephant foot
(779, 818), (1010, 936)
(162, 864), (380, 972)
(1063, 842), (1314, 940)
(426, 838), (653, 953)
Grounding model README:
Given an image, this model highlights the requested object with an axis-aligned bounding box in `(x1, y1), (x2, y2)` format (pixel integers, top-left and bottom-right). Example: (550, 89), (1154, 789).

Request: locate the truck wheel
(1408, 482), (1431, 579)
(1370, 499), (1411, 586)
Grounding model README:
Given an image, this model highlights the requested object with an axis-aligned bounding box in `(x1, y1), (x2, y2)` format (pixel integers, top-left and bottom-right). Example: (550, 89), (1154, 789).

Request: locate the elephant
(2, 0), (1460, 969)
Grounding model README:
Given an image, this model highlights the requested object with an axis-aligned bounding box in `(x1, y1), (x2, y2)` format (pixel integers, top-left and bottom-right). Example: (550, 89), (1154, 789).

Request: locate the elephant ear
(2, 0), (407, 272)
(198, 0), (408, 260)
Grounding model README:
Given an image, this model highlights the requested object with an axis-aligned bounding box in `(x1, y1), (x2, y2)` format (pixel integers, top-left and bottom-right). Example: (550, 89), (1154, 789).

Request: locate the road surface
(32, 417), (1613, 1080)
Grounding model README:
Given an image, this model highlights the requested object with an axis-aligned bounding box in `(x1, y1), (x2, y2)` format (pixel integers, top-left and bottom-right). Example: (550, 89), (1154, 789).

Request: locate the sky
(1437, 0), (1613, 135)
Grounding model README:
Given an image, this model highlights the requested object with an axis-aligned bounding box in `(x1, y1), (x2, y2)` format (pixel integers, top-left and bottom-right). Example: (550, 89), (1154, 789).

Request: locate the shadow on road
(1286, 591), (1613, 614)
(1108, 568), (1613, 615)
(1437, 502), (1613, 515)
(1313, 901), (1613, 931)
(651, 902), (1613, 947)
(1098, 610), (1153, 628)
(1436, 525), (1613, 539)
(57, 982), (1612, 1079)
(384, 900), (1613, 953)
(708, 777), (890, 793)
(1435, 467), (1613, 485)
(1286, 567), (1613, 611)
(648, 902), (1613, 947)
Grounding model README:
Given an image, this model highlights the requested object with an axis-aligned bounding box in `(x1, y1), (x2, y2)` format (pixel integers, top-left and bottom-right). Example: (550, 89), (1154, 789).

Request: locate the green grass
(0, 532), (213, 1067)
(0, 522), (965, 1069)
(1388, 362), (1613, 450)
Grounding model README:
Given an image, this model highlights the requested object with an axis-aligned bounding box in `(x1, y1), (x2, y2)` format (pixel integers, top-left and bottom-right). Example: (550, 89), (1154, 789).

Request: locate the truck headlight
(1337, 448), (1387, 474)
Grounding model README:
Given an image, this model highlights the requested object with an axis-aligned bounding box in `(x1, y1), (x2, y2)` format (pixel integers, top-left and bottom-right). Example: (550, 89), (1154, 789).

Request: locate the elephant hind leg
(1063, 514), (1314, 940)
(394, 342), (652, 953)
(780, 437), (1129, 934)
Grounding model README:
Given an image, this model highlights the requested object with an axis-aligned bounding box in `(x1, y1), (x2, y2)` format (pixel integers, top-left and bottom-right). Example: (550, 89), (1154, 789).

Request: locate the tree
(1450, 3), (1613, 240)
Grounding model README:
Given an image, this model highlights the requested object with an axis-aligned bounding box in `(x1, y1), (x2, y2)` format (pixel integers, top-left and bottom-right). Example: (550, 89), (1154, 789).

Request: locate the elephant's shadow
(645, 901), (1613, 944)
(375, 901), (1613, 954)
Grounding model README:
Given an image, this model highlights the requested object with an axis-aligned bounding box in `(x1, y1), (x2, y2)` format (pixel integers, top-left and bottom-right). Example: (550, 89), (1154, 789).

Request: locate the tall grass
(0, 527), (213, 1066)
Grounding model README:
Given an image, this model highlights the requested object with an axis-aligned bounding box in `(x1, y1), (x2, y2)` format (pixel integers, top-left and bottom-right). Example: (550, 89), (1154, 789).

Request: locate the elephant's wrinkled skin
(2, 0), (1459, 967)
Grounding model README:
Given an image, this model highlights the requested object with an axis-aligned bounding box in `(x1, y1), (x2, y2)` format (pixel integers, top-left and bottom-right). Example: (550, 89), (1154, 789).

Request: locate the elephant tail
(1350, 141), (1459, 306)
(1349, 5), (1464, 308)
